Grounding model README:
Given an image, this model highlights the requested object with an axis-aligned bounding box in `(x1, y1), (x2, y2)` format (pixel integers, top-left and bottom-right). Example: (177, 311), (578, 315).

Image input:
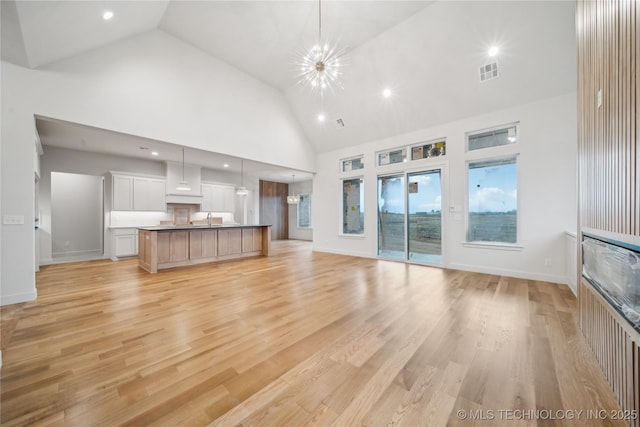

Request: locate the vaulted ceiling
(2, 0), (576, 163)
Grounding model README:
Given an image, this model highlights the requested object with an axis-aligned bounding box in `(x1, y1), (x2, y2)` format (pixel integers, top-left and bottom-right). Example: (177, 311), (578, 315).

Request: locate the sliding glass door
(377, 174), (405, 260)
(407, 170), (442, 264)
(378, 168), (443, 265)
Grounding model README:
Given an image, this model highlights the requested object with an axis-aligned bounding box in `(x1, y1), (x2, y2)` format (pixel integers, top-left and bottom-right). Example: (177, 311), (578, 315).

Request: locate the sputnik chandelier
(295, 0), (347, 93)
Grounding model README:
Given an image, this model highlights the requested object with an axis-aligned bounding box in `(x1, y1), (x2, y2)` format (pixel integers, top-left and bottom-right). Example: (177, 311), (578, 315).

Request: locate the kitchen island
(137, 224), (271, 273)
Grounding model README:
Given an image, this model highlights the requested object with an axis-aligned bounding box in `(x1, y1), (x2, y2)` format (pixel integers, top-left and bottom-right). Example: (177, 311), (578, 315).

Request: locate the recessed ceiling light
(151, 151), (159, 156)
(223, 163), (229, 168)
(103, 11), (114, 20)
(383, 88), (392, 98)
(317, 113), (326, 122)
(488, 46), (499, 57)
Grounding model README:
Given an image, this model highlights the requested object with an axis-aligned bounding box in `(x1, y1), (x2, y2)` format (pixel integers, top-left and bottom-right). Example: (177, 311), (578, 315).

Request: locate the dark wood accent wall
(577, 1), (639, 424)
(259, 180), (289, 241)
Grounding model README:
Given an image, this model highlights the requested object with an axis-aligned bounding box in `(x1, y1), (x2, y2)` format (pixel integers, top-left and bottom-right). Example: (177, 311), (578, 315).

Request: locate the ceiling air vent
(479, 62), (499, 82)
(335, 118), (345, 129)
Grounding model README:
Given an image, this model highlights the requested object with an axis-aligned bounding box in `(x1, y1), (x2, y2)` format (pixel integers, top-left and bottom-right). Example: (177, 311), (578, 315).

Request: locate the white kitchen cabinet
(112, 228), (138, 258)
(201, 183), (235, 212)
(133, 178), (166, 211)
(201, 184), (214, 212)
(113, 174), (165, 212)
(112, 175), (134, 211)
(221, 185), (235, 212)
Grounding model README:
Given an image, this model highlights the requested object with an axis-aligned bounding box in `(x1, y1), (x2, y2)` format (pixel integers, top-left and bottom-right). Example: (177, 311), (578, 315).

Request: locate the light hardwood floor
(1, 241), (626, 426)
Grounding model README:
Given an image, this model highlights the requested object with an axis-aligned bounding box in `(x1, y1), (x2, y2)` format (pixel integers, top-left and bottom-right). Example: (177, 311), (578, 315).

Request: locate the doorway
(51, 172), (104, 261)
(377, 167), (444, 265)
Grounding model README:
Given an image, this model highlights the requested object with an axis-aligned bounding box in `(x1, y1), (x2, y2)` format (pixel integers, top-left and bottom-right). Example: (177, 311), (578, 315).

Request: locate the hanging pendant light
(236, 159), (249, 196)
(176, 147), (191, 191)
(287, 174), (299, 204)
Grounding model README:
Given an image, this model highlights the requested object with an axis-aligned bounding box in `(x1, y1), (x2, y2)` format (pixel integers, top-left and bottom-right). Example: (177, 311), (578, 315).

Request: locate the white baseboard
(311, 246), (375, 259)
(311, 249), (571, 289)
(448, 262), (569, 286)
(42, 254), (109, 265)
(1, 289), (37, 306)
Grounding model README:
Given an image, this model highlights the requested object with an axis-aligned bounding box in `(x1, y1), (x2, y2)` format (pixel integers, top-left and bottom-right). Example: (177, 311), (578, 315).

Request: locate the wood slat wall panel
(578, 0), (638, 235)
(580, 280), (639, 427)
(578, 1), (639, 425)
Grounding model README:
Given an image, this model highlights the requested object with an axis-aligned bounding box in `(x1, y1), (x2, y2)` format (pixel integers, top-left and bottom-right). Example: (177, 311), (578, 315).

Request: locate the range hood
(165, 161), (203, 205)
(165, 194), (203, 205)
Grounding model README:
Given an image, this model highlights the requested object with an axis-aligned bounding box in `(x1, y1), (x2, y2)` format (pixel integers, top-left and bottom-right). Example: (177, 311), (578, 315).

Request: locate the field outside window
(467, 157), (517, 244)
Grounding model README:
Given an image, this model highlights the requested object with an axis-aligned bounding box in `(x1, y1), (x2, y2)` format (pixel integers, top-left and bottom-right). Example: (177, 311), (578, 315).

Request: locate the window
(467, 124), (518, 151)
(377, 148), (406, 166)
(411, 140), (446, 160)
(341, 156), (364, 172)
(467, 156), (518, 244)
(297, 194), (312, 228)
(342, 178), (364, 235)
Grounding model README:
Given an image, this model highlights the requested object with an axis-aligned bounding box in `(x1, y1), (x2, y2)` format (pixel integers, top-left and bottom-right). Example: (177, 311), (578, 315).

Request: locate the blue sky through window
(378, 172), (443, 214)
(468, 161), (517, 213)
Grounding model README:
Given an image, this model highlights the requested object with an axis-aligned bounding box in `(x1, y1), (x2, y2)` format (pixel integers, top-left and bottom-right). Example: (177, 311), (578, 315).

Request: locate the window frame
(297, 193), (312, 229)
(340, 155), (365, 173)
(410, 138), (447, 161)
(464, 154), (522, 249)
(465, 122), (519, 152)
(340, 176), (365, 237)
(376, 147), (407, 166)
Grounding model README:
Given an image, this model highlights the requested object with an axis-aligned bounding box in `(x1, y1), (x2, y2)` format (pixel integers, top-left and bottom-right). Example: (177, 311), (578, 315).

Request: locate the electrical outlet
(544, 258), (552, 267)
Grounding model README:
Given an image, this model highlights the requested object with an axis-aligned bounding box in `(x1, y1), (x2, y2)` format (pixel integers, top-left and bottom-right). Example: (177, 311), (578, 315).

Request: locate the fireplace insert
(582, 232), (640, 332)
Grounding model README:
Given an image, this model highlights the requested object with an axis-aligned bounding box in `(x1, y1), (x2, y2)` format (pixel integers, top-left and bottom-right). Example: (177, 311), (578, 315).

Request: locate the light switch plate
(3, 215), (25, 225)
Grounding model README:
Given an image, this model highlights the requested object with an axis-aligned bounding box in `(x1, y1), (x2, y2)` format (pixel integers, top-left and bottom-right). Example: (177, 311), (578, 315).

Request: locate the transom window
(467, 124), (518, 151)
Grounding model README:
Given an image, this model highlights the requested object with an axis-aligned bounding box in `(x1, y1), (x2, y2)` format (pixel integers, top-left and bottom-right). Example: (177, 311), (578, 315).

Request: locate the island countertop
(138, 224), (271, 273)
(137, 224), (272, 231)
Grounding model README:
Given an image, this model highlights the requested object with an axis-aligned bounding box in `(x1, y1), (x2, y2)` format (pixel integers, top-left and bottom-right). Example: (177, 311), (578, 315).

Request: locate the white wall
(313, 93), (577, 285)
(0, 83), (38, 305)
(17, 30), (316, 172)
(1, 29), (315, 305)
(289, 180), (313, 241)
(50, 172), (103, 257)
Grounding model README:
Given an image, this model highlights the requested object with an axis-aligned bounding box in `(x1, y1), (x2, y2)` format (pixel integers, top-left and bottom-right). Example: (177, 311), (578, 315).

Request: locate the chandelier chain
(294, 0), (345, 94)
(318, 0), (322, 41)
